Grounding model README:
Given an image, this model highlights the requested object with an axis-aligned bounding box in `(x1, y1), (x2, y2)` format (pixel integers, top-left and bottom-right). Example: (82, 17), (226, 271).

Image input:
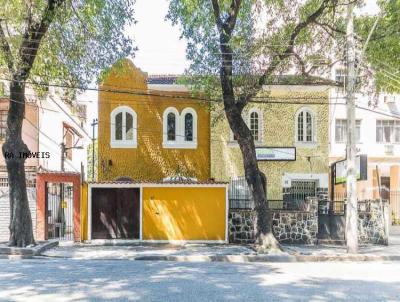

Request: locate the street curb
(0, 240), (59, 259)
(132, 254), (400, 263)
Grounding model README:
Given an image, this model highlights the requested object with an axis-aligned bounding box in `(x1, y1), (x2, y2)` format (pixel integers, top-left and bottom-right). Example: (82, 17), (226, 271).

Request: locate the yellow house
(82, 59), (227, 243)
(211, 80), (332, 208)
(98, 59), (211, 182)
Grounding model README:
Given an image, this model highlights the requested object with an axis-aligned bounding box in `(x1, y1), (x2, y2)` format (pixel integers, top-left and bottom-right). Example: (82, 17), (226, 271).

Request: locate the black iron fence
(228, 177), (254, 209)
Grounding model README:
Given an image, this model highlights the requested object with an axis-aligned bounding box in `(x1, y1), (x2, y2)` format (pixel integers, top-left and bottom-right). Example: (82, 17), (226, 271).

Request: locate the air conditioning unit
(385, 144), (394, 155)
(384, 95), (396, 104)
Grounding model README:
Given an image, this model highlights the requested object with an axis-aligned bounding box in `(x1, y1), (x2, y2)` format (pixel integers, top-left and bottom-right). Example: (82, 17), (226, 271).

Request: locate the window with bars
(0, 110), (7, 140)
(296, 109), (314, 142)
(335, 119), (361, 143)
(376, 120), (400, 143)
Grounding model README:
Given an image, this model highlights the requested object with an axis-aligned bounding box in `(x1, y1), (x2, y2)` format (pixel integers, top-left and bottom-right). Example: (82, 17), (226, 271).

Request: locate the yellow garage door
(143, 186), (226, 241)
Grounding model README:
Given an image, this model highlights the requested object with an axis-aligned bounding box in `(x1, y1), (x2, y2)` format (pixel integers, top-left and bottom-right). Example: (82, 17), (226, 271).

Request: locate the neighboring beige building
(211, 81), (331, 208)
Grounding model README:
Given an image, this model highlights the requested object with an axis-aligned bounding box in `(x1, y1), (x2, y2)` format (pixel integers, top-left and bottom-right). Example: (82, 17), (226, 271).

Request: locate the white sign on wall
(334, 154), (368, 184)
(256, 147), (296, 161)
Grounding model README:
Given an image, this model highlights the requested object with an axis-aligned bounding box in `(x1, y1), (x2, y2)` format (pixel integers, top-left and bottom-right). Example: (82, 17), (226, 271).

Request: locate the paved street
(0, 259), (399, 301)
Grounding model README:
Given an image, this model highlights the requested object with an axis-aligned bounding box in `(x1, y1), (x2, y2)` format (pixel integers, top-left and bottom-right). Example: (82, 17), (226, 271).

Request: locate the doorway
(91, 188), (140, 239)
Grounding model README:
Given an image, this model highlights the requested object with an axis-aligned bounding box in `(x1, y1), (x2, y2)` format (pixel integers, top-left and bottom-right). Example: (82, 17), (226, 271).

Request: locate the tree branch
(0, 21), (15, 73)
(16, 0), (66, 80)
(211, 0), (223, 33)
(224, 0), (242, 36)
(243, 0), (335, 102)
(293, 52), (307, 75)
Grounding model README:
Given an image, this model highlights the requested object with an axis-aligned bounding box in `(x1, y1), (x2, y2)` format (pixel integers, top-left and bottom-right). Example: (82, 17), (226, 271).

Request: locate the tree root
(254, 232), (283, 254)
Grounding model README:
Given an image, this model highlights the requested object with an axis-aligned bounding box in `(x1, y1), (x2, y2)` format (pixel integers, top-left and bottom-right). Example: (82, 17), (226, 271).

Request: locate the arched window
(249, 109), (262, 142)
(184, 113), (193, 141)
(163, 107), (180, 147)
(167, 112), (176, 141)
(182, 107), (197, 145)
(296, 108), (315, 143)
(110, 106), (137, 148)
(163, 107), (197, 148)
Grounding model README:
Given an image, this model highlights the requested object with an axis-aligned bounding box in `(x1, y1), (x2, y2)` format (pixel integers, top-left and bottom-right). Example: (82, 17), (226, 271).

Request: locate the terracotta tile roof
(147, 74), (336, 86)
(37, 170), (81, 175)
(147, 75), (179, 85)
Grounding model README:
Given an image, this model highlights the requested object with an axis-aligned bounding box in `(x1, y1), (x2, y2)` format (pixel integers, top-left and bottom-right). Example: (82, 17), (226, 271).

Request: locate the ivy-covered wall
(211, 86), (330, 201)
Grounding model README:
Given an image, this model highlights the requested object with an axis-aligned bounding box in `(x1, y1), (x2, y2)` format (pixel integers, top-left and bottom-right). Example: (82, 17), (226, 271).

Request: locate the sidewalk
(41, 226), (400, 262)
(285, 226), (400, 258)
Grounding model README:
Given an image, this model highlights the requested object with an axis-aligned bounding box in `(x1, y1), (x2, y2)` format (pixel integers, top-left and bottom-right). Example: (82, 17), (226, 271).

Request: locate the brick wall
(0, 187), (36, 242)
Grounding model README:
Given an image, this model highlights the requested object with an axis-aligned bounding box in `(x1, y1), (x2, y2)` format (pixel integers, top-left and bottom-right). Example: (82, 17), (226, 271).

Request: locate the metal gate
(228, 177), (254, 209)
(46, 182), (74, 240)
(284, 180), (316, 210)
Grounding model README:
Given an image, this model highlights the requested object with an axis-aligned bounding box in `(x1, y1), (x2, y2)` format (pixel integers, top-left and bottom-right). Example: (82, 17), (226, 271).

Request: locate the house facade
(79, 59), (227, 243)
(0, 80), (89, 242)
(97, 59), (211, 182)
(329, 68), (400, 222)
(0, 82), (89, 176)
(211, 83), (331, 208)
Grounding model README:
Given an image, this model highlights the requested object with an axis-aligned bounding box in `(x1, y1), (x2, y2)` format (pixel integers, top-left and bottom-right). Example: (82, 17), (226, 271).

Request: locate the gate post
(36, 174), (47, 241)
(72, 177), (81, 242)
(36, 172), (81, 242)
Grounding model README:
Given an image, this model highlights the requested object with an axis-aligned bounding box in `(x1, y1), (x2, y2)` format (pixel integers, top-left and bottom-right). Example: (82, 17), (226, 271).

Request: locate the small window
(65, 130), (74, 160)
(0, 110), (7, 140)
(376, 120), (400, 143)
(230, 109), (262, 144)
(115, 112), (123, 140)
(335, 119), (361, 143)
(296, 108), (315, 143)
(184, 113), (193, 141)
(167, 112), (176, 141)
(110, 106), (137, 148)
(250, 111), (259, 141)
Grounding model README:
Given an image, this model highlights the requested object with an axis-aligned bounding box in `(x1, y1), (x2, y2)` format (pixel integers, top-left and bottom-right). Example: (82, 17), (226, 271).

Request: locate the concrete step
(317, 239), (346, 245)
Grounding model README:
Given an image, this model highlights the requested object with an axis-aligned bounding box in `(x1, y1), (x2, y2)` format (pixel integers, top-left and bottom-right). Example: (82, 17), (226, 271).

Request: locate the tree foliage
(168, 0), (344, 98)
(168, 0), (346, 251)
(0, 0), (136, 87)
(356, 0), (400, 92)
(0, 0), (136, 247)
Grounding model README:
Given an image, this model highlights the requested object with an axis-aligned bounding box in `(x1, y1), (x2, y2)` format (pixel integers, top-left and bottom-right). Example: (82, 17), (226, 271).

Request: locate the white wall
(0, 187), (36, 242)
(329, 87), (400, 177)
(38, 89), (90, 176)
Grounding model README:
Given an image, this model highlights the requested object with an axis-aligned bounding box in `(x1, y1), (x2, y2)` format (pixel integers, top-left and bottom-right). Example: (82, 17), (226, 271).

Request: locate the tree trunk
(224, 107), (281, 252)
(2, 79), (34, 247)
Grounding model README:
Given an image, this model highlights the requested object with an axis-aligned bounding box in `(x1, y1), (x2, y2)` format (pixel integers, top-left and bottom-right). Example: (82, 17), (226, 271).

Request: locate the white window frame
(162, 107), (197, 149)
(335, 119), (362, 143)
(295, 107), (316, 146)
(248, 108), (263, 144)
(110, 106), (137, 148)
(229, 108), (263, 146)
(181, 107), (198, 148)
(376, 119), (400, 144)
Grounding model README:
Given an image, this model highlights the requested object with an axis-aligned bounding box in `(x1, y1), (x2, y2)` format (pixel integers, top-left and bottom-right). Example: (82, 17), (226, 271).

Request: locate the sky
(82, 0), (380, 127)
(127, 0), (379, 75)
(126, 0), (189, 75)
